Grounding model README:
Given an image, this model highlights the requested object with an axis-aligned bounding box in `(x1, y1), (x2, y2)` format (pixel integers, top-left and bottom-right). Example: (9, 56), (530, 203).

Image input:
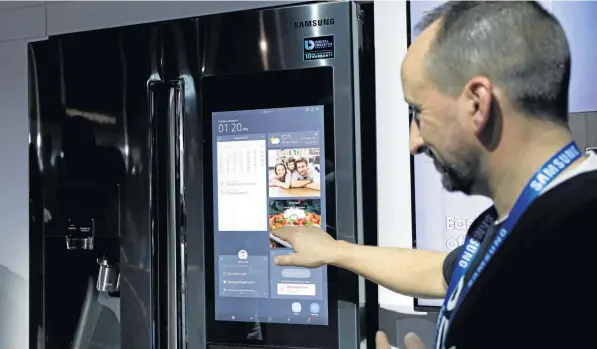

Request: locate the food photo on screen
(267, 148), (321, 198)
(269, 199), (322, 248)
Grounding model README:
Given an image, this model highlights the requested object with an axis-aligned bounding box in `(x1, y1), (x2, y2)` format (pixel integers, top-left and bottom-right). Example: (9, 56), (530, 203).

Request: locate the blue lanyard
(435, 142), (583, 347)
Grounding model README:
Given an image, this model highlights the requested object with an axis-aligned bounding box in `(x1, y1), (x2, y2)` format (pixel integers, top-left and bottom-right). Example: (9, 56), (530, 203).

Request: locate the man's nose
(409, 121), (425, 155)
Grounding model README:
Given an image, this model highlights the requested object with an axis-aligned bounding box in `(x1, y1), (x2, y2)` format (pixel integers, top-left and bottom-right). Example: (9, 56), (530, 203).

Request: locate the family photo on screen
(268, 148), (321, 198)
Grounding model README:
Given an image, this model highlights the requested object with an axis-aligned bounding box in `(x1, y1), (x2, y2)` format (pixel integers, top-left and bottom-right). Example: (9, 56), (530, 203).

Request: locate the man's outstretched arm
(272, 226), (449, 299)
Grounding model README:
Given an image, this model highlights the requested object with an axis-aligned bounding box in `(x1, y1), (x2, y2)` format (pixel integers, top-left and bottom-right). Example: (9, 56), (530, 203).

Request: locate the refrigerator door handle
(167, 79), (187, 349)
(149, 80), (173, 349)
(148, 80), (162, 348)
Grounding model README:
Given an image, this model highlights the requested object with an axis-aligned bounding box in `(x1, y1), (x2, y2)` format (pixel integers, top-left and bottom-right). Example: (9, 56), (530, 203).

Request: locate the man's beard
(433, 157), (479, 195)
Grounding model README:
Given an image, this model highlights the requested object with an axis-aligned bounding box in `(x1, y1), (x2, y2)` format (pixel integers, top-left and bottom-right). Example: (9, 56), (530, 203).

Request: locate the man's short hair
(416, 1), (570, 124)
(295, 157), (308, 166)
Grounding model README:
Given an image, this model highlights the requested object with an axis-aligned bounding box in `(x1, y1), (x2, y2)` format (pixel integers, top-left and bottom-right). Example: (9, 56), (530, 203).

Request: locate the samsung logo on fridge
(294, 18), (335, 28)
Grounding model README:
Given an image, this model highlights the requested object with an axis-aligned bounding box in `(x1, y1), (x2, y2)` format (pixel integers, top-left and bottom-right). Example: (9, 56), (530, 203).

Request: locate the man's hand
(376, 331), (426, 349)
(271, 226), (341, 268)
(403, 332), (425, 349)
(376, 331), (392, 349)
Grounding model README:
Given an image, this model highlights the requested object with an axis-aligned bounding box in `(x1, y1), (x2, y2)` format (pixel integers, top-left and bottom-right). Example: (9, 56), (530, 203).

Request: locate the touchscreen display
(211, 106), (329, 325)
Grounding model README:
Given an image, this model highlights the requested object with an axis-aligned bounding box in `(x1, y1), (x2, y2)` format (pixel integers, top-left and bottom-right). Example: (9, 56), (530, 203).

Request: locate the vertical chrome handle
(148, 79), (186, 349)
(148, 80), (166, 349)
(167, 80), (186, 349)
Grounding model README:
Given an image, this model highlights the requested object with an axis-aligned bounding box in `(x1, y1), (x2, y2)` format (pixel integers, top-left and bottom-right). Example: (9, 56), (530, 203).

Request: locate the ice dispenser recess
(49, 184), (122, 294)
(66, 218), (95, 250)
(48, 184), (121, 239)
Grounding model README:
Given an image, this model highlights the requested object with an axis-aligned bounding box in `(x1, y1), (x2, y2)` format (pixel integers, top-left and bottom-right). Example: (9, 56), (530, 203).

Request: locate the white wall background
(0, 37), (31, 349)
(373, 0), (416, 316)
(0, 3), (43, 349)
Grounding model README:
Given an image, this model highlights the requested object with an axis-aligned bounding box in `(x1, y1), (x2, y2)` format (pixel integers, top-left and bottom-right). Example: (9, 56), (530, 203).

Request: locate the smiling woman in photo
(269, 163), (290, 189)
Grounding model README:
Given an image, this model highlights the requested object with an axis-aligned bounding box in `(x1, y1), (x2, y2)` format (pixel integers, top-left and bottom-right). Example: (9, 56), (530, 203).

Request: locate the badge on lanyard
(434, 142), (582, 348)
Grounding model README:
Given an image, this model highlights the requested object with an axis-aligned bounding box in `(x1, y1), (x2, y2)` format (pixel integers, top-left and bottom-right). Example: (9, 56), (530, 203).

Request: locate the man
(271, 2), (597, 348)
(290, 157), (321, 190)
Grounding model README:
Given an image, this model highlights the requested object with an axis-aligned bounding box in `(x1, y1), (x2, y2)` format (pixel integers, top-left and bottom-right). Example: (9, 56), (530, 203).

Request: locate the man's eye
(409, 106), (420, 125)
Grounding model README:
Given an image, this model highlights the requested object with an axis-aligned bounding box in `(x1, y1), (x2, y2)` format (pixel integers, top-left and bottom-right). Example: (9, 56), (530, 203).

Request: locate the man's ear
(463, 76), (493, 136)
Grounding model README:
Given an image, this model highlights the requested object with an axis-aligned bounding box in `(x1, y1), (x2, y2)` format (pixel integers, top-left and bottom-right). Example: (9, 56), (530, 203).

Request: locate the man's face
(401, 23), (481, 194)
(297, 161), (308, 176)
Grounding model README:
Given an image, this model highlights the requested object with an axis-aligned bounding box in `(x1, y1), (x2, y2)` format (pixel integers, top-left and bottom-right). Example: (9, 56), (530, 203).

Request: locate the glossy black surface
(355, 4), (380, 349)
(164, 19), (206, 349)
(29, 24), (166, 349)
(28, 2), (377, 348)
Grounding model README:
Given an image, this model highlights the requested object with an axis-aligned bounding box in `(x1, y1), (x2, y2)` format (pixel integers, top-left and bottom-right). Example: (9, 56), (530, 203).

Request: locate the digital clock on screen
(217, 122), (247, 133)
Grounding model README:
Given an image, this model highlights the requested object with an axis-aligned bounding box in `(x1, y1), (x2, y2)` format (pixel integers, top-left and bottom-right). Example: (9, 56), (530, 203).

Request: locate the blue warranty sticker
(303, 35), (335, 61)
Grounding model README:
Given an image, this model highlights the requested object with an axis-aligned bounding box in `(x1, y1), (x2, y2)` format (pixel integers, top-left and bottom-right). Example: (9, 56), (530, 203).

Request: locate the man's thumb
(376, 331), (391, 349)
(404, 332), (425, 349)
(274, 253), (296, 266)
(271, 227), (292, 241)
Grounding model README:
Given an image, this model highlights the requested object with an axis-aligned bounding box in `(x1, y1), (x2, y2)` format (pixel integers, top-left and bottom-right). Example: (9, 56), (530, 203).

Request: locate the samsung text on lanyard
(435, 142), (582, 349)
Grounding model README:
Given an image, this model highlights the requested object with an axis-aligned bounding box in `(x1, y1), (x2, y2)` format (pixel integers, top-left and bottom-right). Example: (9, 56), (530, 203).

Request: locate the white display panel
(374, 0), (417, 314)
(216, 139), (268, 232)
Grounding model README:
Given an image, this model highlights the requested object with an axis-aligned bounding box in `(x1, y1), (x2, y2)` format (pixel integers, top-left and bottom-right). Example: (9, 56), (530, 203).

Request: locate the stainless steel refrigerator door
(196, 2), (363, 348)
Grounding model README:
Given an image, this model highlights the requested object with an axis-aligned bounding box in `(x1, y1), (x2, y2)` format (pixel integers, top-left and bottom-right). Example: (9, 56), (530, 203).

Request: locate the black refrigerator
(28, 2), (378, 349)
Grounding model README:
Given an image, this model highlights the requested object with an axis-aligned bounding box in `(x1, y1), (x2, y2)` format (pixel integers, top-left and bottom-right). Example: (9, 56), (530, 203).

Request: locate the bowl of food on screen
(269, 208), (322, 231)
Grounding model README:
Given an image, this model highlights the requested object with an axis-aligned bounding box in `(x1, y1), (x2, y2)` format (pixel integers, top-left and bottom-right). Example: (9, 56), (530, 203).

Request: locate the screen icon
(309, 303), (320, 314)
(291, 302), (302, 313)
(270, 136), (280, 145)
